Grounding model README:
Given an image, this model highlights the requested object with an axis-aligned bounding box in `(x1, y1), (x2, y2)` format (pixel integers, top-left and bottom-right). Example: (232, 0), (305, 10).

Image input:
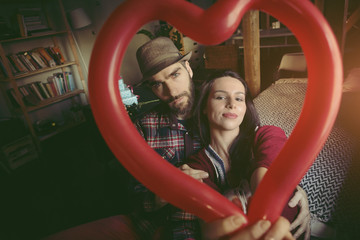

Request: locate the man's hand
(154, 164), (209, 209)
(201, 216), (294, 240)
(288, 186), (311, 239)
(180, 164), (209, 182)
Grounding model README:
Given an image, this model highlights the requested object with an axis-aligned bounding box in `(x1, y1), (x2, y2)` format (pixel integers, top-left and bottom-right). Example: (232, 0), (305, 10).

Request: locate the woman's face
(205, 76), (247, 133)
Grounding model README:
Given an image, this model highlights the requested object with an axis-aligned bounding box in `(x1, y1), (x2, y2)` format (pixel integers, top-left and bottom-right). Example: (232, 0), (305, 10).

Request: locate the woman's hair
(194, 70), (260, 182)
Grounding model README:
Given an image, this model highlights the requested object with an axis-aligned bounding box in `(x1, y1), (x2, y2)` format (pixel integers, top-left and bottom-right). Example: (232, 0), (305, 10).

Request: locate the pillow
(343, 68), (360, 92)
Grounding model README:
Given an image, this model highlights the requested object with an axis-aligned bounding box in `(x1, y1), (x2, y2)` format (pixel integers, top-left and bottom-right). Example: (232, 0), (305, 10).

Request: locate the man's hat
(136, 37), (192, 82)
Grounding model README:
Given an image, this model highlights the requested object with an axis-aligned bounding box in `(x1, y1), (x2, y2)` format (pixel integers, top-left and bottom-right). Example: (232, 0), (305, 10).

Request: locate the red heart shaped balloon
(88, 0), (343, 226)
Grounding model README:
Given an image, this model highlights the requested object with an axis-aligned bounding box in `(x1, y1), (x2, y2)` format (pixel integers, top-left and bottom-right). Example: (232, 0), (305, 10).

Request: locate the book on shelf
(7, 88), (21, 107)
(35, 81), (51, 99)
(47, 76), (60, 96)
(65, 72), (76, 91)
(20, 86), (40, 106)
(29, 50), (47, 69)
(17, 7), (52, 37)
(19, 51), (40, 70)
(12, 54), (29, 73)
(62, 72), (70, 92)
(34, 47), (56, 67)
(53, 73), (66, 94)
(26, 51), (42, 70)
(0, 57), (8, 78)
(5, 55), (18, 75)
(6, 70), (78, 107)
(44, 82), (56, 98)
(29, 83), (44, 101)
(58, 72), (75, 93)
(9, 85), (40, 107)
(16, 14), (27, 37)
(52, 46), (66, 64)
(7, 54), (29, 74)
(21, 84), (39, 102)
(7, 46), (64, 73)
(6, 55), (22, 75)
(17, 53), (36, 71)
(46, 46), (66, 65)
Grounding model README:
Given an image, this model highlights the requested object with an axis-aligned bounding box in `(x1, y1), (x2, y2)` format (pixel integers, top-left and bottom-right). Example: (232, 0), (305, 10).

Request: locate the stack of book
(17, 7), (53, 37)
(5, 46), (65, 76)
(7, 71), (76, 107)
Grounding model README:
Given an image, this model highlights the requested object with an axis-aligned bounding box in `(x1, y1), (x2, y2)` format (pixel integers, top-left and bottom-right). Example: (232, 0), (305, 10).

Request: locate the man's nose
(164, 81), (178, 97)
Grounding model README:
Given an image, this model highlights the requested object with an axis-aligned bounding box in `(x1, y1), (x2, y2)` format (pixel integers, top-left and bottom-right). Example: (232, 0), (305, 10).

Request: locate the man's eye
(151, 82), (162, 89)
(172, 72), (180, 78)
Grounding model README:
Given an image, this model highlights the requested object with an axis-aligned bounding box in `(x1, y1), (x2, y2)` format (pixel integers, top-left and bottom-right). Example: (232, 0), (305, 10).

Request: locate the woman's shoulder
(255, 125), (287, 137)
(254, 125), (287, 145)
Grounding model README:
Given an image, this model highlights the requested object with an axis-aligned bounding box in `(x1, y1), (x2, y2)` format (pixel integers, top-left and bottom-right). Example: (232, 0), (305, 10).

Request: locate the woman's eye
(215, 96), (225, 100)
(236, 97), (245, 102)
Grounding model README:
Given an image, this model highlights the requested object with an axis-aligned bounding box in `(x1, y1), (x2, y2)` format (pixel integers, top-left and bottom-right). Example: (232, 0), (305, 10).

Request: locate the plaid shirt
(130, 108), (202, 240)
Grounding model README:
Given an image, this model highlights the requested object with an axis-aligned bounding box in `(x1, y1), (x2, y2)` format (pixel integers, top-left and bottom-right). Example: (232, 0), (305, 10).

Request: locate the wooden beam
(314, 0), (325, 13)
(242, 10), (260, 97)
(323, 0), (348, 56)
(346, 6), (360, 33)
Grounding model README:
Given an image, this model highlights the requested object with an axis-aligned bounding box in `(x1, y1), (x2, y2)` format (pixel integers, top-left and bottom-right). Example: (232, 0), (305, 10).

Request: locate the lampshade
(69, 8), (92, 29)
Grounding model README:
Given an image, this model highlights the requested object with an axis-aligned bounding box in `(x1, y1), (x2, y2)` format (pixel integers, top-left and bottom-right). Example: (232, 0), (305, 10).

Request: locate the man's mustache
(166, 92), (189, 104)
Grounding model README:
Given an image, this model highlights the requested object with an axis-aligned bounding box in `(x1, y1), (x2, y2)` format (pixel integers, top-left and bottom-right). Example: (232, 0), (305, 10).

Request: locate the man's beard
(167, 81), (195, 118)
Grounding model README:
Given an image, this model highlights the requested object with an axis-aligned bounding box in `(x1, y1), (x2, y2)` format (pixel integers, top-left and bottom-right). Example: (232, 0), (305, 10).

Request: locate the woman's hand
(288, 186), (311, 239)
(202, 198), (294, 240)
(201, 216), (294, 240)
(180, 164), (209, 182)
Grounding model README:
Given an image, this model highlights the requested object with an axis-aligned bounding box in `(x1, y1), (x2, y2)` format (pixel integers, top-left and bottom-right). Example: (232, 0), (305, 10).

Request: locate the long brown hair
(194, 70), (260, 183)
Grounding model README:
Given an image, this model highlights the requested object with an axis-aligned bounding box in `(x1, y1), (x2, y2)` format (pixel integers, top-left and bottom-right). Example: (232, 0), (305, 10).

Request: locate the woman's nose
(226, 98), (236, 108)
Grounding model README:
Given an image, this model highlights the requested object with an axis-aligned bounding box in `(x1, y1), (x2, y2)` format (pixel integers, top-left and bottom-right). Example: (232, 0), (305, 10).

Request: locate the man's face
(147, 61), (194, 119)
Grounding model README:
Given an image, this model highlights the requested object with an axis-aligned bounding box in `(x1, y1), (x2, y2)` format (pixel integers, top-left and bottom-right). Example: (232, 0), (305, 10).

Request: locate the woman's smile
(223, 112), (238, 119)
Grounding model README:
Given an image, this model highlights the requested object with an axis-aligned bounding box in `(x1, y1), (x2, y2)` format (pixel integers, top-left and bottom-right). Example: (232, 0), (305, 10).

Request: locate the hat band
(142, 52), (182, 74)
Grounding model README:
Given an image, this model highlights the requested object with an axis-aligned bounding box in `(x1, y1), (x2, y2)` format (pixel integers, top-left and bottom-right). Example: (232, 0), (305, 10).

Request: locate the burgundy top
(186, 125), (299, 222)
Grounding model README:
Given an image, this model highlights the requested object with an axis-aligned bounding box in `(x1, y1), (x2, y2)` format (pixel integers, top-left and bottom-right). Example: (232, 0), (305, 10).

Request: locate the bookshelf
(0, 0), (88, 154)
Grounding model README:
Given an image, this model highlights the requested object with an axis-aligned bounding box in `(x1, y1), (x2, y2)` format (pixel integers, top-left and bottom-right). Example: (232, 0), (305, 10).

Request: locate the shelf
(38, 118), (86, 141)
(11, 61), (77, 80)
(0, 62), (78, 81)
(232, 28), (295, 40)
(230, 28), (300, 49)
(0, 30), (68, 44)
(26, 89), (84, 112)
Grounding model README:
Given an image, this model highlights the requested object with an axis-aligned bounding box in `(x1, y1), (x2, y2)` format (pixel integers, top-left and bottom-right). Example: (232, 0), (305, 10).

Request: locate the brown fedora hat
(136, 37), (192, 82)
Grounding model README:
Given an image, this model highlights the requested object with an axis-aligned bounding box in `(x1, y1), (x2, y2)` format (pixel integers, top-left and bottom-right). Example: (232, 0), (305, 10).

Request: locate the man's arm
(129, 120), (165, 211)
(288, 186), (311, 239)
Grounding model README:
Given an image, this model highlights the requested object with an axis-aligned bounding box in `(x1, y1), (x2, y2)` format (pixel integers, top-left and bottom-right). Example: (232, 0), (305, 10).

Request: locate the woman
(185, 70), (304, 239)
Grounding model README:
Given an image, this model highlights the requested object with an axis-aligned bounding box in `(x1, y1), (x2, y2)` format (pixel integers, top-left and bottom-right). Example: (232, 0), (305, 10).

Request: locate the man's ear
(185, 61), (193, 78)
